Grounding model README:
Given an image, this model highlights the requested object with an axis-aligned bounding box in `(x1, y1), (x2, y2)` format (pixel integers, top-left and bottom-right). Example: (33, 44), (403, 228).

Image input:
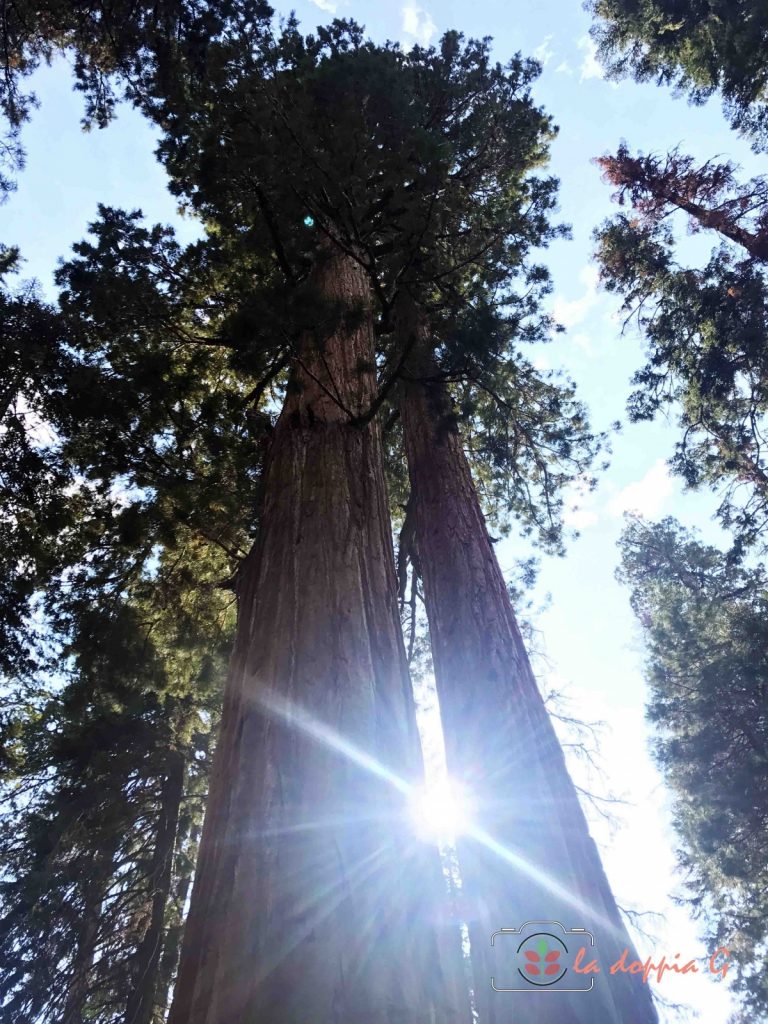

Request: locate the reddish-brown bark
(168, 248), (466, 1024)
(598, 148), (768, 262)
(397, 302), (658, 1024)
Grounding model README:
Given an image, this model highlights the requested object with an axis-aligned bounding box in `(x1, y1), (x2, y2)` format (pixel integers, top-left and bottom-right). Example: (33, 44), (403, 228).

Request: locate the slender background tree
(589, 5), (768, 1017)
(619, 516), (768, 1019)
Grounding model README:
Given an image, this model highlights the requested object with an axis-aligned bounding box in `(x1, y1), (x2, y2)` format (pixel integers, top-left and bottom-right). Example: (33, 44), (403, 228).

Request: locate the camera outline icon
(490, 919), (596, 993)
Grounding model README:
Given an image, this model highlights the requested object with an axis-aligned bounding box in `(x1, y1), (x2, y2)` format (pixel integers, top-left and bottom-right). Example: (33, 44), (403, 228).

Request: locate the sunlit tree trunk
(157, 816), (200, 1019)
(168, 248), (467, 1024)
(125, 748), (185, 1024)
(397, 300), (658, 1024)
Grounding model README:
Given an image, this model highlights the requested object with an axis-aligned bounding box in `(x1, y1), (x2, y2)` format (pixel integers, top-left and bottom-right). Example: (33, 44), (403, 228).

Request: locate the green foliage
(619, 516), (768, 1017)
(0, 0), (274, 194)
(0, 539), (233, 1022)
(586, 0), (768, 551)
(0, 281), (80, 673)
(55, 206), (267, 557)
(0, 13), (610, 1015)
(0, 203), (270, 671)
(597, 212), (768, 551)
(142, 15), (601, 549)
(587, 0), (768, 149)
(148, 20), (558, 300)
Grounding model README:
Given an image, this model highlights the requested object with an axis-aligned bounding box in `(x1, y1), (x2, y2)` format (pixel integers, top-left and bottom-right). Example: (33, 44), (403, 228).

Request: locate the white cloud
(533, 35), (555, 68)
(402, 3), (437, 46)
(553, 264), (600, 330)
(608, 459), (674, 519)
(572, 332), (596, 358)
(0, 393), (56, 448)
(563, 475), (599, 530)
(577, 35), (619, 87)
(555, 60), (573, 76)
(309, 0), (337, 10)
(577, 34), (604, 82)
(532, 350), (553, 373)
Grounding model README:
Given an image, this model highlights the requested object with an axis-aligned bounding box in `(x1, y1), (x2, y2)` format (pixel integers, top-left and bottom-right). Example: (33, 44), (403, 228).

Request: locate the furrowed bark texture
(168, 249), (467, 1024)
(398, 305), (659, 1024)
(125, 749), (185, 1024)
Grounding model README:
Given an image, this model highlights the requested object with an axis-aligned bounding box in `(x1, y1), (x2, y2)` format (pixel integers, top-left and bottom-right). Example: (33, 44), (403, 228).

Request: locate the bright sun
(410, 778), (470, 843)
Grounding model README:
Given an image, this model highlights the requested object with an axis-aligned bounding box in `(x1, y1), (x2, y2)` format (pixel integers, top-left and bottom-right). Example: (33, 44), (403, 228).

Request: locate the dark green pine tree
(0, 538), (233, 1024)
(0, 208), (259, 1021)
(594, 146), (768, 555)
(588, 23), (768, 1020)
(587, 0), (768, 149)
(619, 516), (768, 1020)
(0, 0), (274, 194)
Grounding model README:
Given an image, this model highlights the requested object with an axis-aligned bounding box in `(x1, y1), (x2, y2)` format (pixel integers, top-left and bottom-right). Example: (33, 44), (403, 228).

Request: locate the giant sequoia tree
(397, 310), (657, 1024)
(143, 20), (656, 1021)
(3, 11), (659, 1023)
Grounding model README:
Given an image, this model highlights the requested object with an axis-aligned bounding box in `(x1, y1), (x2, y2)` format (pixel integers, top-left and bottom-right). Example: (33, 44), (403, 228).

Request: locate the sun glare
(410, 778), (470, 843)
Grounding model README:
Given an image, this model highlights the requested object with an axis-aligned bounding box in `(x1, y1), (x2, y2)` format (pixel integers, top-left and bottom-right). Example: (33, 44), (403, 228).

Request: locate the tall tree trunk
(125, 747), (185, 1024)
(62, 855), (108, 1024)
(168, 246), (467, 1024)
(157, 817), (201, 1018)
(397, 301), (659, 1024)
(62, 826), (122, 1024)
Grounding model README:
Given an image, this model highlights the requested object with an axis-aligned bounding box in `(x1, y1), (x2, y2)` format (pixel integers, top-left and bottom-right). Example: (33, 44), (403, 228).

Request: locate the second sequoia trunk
(398, 304), (658, 1024)
(167, 248), (465, 1024)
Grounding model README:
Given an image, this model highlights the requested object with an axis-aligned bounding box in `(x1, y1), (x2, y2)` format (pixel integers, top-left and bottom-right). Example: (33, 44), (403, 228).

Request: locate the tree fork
(396, 297), (658, 1024)
(167, 247), (467, 1024)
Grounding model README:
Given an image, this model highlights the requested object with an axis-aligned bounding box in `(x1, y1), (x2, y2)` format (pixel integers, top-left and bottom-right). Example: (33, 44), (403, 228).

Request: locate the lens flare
(410, 778), (469, 842)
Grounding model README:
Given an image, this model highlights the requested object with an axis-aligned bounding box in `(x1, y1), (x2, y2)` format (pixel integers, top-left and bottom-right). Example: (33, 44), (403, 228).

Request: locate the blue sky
(3, 0), (758, 1019)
